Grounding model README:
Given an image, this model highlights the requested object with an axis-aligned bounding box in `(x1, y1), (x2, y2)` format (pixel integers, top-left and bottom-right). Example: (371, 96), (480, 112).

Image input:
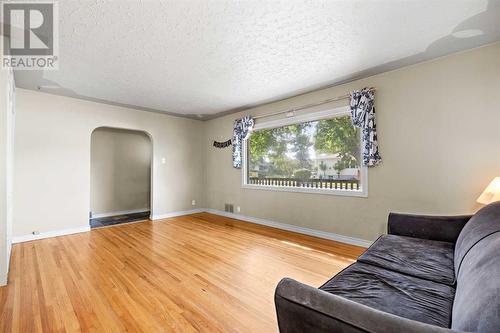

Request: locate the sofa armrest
(387, 213), (472, 243)
(275, 278), (461, 333)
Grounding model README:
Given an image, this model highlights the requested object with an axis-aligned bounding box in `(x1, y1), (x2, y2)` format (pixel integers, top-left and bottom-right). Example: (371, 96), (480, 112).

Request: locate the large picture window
(242, 107), (367, 196)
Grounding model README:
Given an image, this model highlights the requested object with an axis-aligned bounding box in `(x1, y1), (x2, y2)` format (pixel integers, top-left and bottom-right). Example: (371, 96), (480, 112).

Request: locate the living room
(1, 1), (500, 332)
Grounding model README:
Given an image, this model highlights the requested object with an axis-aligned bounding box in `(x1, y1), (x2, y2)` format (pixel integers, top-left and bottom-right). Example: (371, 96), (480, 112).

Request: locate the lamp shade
(477, 177), (500, 205)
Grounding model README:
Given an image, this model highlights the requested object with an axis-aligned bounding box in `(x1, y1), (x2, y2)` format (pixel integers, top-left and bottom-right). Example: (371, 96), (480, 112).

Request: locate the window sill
(241, 184), (368, 197)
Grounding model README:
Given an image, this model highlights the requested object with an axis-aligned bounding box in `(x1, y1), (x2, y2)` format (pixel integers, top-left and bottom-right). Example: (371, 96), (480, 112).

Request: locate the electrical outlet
(161, 157), (166, 164)
(236, 206), (241, 213)
(192, 200), (196, 206)
(32, 230), (40, 235)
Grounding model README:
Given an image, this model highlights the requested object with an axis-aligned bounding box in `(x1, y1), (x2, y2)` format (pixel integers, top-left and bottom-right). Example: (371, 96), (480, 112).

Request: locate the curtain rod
(252, 87), (376, 120)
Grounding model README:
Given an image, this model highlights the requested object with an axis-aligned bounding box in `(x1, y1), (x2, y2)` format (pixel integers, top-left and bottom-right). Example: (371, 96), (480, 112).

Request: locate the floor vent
(224, 204), (234, 213)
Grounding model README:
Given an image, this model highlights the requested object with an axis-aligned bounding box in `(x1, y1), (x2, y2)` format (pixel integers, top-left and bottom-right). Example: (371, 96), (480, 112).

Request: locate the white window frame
(241, 106), (368, 197)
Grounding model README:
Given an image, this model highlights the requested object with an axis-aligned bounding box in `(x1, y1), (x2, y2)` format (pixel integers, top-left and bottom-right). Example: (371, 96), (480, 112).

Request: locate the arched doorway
(89, 127), (152, 228)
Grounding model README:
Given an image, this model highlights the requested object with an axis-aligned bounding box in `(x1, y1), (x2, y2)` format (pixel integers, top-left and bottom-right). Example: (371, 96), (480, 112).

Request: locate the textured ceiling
(12, 0), (500, 119)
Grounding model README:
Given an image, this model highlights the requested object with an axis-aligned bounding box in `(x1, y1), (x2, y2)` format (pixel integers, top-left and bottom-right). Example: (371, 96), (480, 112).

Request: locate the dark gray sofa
(275, 201), (500, 333)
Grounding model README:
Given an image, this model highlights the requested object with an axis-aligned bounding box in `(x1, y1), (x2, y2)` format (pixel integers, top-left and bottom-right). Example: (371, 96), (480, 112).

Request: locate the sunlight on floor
(280, 240), (356, 263)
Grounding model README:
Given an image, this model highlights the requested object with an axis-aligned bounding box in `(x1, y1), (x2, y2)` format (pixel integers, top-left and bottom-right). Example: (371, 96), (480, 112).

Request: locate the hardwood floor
(0, 213), (365, 333)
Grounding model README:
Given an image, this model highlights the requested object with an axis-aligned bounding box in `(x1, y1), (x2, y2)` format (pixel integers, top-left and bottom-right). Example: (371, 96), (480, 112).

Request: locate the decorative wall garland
(213, 139), (232, 148)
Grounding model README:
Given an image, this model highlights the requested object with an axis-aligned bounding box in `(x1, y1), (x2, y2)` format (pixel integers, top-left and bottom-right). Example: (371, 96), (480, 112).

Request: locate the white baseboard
(151, 208), (204, 221)
(204, 209), (373, 248)
(0, 273), (7, 286)
(12, 225), (91, 244)
(11, 208), (372, 249)
(11, 209), (203, 244)
(91, 208), (150, 219)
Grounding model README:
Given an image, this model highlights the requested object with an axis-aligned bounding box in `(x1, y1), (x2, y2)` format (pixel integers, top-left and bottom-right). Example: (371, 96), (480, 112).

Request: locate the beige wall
(91, 127), (152, 215)
(12, 43), (500, 244)
(0, 52), (15, 285)
(13, 89), (204, 237)
(204, 43), (500, 242)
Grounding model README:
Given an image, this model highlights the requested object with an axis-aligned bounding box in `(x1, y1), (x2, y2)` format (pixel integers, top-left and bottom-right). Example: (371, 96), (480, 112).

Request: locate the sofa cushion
(320, 262), (455, 328)
(452, 232), (500, 332)
(358, 234), (455, 285)
(454, 201), (500, 276)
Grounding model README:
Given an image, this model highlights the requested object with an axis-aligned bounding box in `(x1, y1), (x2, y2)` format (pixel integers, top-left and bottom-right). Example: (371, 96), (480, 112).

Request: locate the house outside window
(242, 106), (367, 197)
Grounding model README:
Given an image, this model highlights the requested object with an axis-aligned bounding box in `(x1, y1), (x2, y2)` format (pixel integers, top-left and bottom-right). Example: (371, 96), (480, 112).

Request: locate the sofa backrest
(452, 202), (500, 332)
(452, 232), (500, 332)
(454, 201), (500, 276)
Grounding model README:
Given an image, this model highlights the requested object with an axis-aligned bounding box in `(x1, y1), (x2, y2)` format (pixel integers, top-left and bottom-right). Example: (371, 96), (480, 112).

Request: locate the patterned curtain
(350, 88), (382, 167)
(232, 116), (255, 168)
